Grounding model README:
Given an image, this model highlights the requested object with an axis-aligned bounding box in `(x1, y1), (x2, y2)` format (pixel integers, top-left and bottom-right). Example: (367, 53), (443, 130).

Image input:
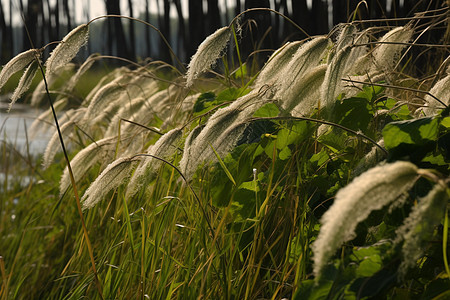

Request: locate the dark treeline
(0, 0), (446, 66)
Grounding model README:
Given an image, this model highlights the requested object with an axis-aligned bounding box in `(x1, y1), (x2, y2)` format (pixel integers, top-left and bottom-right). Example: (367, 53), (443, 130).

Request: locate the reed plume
(312, 161), (419, 278)
(0, 49), (40, 92)
(185, 26), (231, 87)
(45, 24), (89, 77)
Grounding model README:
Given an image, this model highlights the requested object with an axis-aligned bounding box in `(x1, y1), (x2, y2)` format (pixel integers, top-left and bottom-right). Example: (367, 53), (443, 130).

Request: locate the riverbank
(0, 99), (53, 155)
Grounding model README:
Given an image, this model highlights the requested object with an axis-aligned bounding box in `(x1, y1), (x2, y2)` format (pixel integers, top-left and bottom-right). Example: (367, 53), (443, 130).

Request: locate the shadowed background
(0, 0), (446, 65)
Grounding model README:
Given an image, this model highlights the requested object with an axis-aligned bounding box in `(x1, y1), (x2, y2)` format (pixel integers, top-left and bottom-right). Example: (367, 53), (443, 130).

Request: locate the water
(0, 101), (53, 155)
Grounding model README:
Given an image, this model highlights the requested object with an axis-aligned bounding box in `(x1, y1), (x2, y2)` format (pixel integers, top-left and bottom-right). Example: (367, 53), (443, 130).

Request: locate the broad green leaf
(318, 129), (347, 153)
(233, 63), (247, 79)
(239, 181), (259, 192)
(360, 84), (384, 101)
(376, 97), (396, 110)
(279, 146), (292, 160)
(441, 117), (450, 128)
(310, 150), (329, 169)
(333, 96), (372, 131)
(382, 117), (439, 149)
(253, 102), (279, 118)
(391, 104), (412, 121)
(216, 87), (250, 102)
(193, 92), (215, 112)
(351, 246), (385, 277)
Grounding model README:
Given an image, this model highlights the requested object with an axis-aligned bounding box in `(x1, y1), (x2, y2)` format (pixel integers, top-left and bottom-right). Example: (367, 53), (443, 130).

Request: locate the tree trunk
(188, 0), (204, 58)
(105, 0), (131, 60)
(63, 0), (71, 30)
(310, 0), (328, 34)
(291, 0), (309, 39)
(206, 0), (222, 34)
(145, 0), (151, 57)
(173, 0), (186, 61)
(127, 0), (136, 61)
(235, 0), (241, 17)
(23, 0), (43, 50)
(333, 0), (360, 24)
(158, 0), (171, 63)
(0, 0), (12, 63)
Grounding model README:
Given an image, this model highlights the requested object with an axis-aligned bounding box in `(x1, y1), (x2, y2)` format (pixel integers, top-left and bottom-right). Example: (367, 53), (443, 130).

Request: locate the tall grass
(1, 4), (450, 299)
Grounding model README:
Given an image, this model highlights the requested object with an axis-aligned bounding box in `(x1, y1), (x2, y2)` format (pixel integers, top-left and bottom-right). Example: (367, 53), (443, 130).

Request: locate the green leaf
(310, 150), (329, 169)
(351, 245), (386, 277)
(210, 144), (236, 186)
(193, 92), (216, 112)
(293, 280), (333, 300)
(376, 97), (396, 110)
(239, 181), (259, 192)
(333, 96), (372, 131)
(276, 122), (313, 150)
(216, 87), (250, 102)
(382, 117), (439, 149)
(391, 104), (412, 121)
(233, 63), (247, 80)
(318, 128), (347, 153)
(253, 103), (280, 118)
(279, 146), (292, 160)
(441, 117), (450, 129)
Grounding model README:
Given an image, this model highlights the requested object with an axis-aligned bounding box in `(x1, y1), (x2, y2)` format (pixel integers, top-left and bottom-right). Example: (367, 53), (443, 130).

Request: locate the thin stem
(36, 59), (104, 299)
(443, 207), (450, 278)
(231, 24), (245, 87)
(130, 153), (215, 239)
(129, 153), (229, 296)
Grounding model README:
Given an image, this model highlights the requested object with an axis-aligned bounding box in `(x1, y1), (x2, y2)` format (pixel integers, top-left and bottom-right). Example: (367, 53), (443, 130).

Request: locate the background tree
(127, 0), (136, 60)
(1, 0), (448, 67)
(188, 0), (204, 58)
(0, 1), (13, 62)
(105, 0), (132, 60)
(158, 0), (171, 63)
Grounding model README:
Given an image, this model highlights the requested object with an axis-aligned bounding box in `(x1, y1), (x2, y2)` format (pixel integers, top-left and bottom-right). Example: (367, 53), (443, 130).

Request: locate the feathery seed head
(8, 59), (40, 112)
(371, 26), (413, 71)
(46, 24), (89, 76)
(395, 184), (449, 278)
(82, 156), (140, 209)
(65, 53), (99, 93)
(43, 121), (75, 169)
(29, 98), (68, 138)
(126, 128), (183, 198)
(353, 139), (386, 176)
(185, 26), (231, 87)
(254, 41), (304, 88)
(277, 37), (330, 97)
(85, 74), (130, 124)
(59, 137), (118, 195)
(179, 105), (241, 179)
(421, 74), (450, 116)
(312, 161), (418, 279)
(0, 49), (40, 92)
(30, 63), (75, 107)
(283, 64), (327, 116)
(320, 45), (352, 114)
